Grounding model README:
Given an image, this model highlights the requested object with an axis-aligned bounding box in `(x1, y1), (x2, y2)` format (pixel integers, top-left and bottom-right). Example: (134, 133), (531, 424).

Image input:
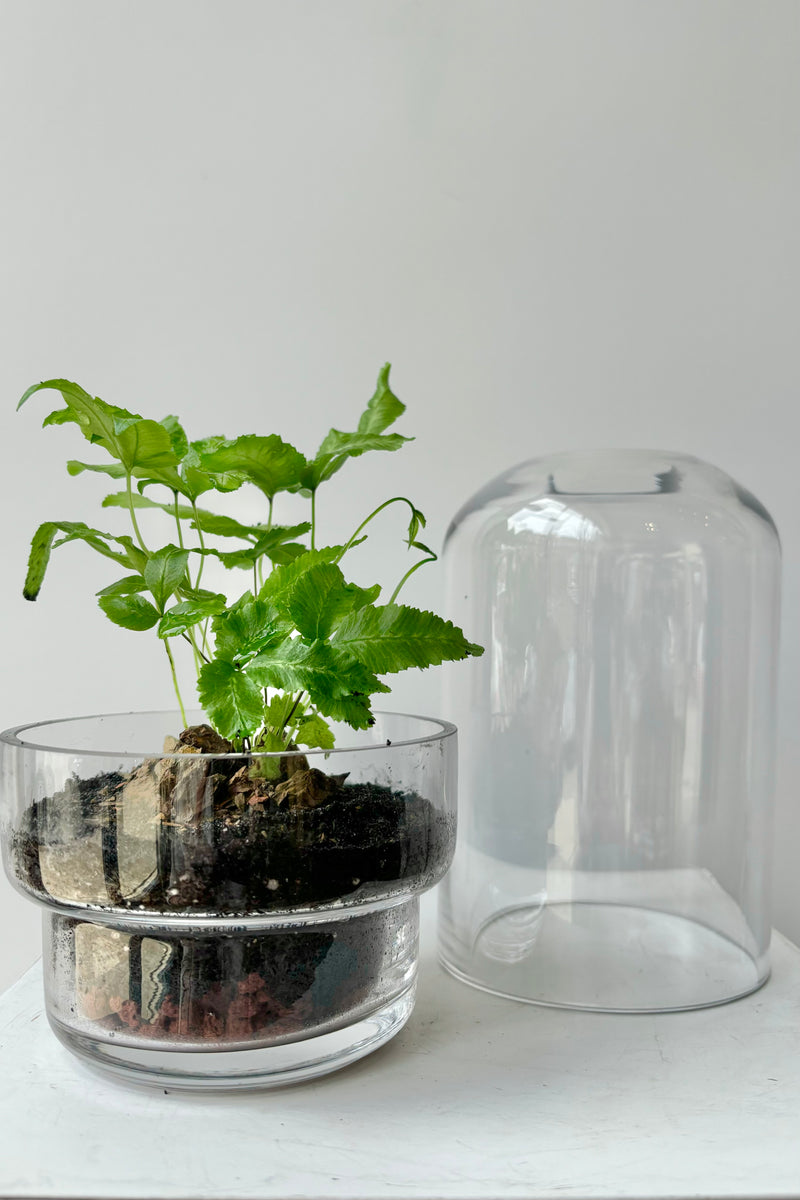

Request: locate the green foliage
(295, 712), (335, 750)
(144, 545), (190, 611)
(98, 593), (160, 631)
(17, 364), (483, 750)
(196, 435), (307, 501)
(197, 660), (265, 741)
(24, 521), (137, 600)
(333, 604), (483, 673)
(286, 563), (380, 641)
(157, 593), (226, 639)
(96, 575), (148, 598)
(211, 595), (290, 663)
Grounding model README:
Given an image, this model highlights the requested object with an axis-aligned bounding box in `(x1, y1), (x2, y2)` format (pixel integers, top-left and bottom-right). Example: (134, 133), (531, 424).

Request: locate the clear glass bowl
(0, 710), (456, 1088)
(439, 450), (781, 1012)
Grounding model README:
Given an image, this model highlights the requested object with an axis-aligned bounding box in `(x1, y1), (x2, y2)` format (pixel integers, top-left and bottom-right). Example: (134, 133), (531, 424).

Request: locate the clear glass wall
(1, 710), (456, 1086)
(439, 451), (781, 1011)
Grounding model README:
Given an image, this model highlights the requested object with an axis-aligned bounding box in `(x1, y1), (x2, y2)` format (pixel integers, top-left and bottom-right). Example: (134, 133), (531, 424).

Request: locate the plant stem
(173, 491), (185, 550)
(310, 490), (316, 551)
(389, 552), (437, 604)
(191, 500), (206, 590)
(281, 692), (306, 747)
(257, 497), (273, 591)
(181, 632), (210, 663)
(164, 638), (188, 728)
(335, 496), (417, 564)
(190, 500), (212, 656)
(184, 627), (202, 675)
(171, 496), (204, 672)
(126, 472), (149, 555)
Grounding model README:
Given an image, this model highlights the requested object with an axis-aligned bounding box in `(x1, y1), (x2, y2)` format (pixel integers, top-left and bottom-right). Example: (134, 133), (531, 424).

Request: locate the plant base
(48, 983), (416, 1090)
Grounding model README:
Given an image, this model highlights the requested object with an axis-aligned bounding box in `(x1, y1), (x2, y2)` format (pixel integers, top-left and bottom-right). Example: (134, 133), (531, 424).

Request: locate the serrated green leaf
(327, 653), (392, 699)
(23, 521), (132, 600)
(182, 437), (245, 497)
(197, 660), (264, 740)
(300, 364), (411, 490)
(250, 727), (286, 778)
(179, 465), (214, 500)
(117, 419), (183, 489)
(287, 562), (380, 641)
(263, 692), (305, 730)
(96, 575), (147, 598)
(144, 545), (190, 611)
(191, 545), (260, 570)
(187, 510), (267, 540)
(20, 381), (182, 490)
(357, 363), (406, 436)
(160, 415), (189, 461)
(254, 523), (312, 557)
(332, 603), (484, 674)
(211, 598), (290, 663)
(246, 639), (340, 695)
(190, 523), (312, 571)
(258, 544), (364, 610)
(303, 430), (410, 490)
(67, 460), (127, 480)
(19, 380), (142, 461)
(295, 712), (335, 749)
(312, 690), (376, 730)
(101, 490), (271, 542)
(114, 535), (149, 576)
(42, 407), (79, 428)
(180, 585), (229, 604)
(251, 741), (286, 778)
(102, 490), (164, 511)
(247, 641), (389, 719)
(158, 593), (227, 639)
(198, 435), (306, 500)
(23, 522), (66, 600)
(98, 593), (160, 631)
(254, 728), (286, 752)
(267, 541), (310, 566)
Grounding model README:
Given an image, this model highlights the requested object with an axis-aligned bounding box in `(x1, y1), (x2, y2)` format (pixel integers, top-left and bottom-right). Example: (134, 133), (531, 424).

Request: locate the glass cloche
(439, 450), (781, 1012)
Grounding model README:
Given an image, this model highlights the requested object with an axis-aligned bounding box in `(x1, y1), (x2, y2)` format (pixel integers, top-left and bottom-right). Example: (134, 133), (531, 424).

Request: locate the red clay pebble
(239, 973), (267, 995)
(116, 999), (141, 1028)
(228, 994), (261, 1020)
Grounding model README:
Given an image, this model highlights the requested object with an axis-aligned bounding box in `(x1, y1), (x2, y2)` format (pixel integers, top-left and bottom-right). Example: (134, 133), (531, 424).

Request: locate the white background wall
(0, 0), (797, 993)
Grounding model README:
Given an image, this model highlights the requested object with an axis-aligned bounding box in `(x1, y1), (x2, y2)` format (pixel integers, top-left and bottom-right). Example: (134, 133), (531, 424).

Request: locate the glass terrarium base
(440, 902), (769, 1013)
(49, 982), (416, 1091)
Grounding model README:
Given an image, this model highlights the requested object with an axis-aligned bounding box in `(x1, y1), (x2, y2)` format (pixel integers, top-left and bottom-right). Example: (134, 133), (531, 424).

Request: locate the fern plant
(19, 364), (482, 752)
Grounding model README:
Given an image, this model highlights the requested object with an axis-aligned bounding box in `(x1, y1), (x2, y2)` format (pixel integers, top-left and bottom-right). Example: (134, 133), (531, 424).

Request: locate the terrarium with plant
(0, 365), (481, 1089)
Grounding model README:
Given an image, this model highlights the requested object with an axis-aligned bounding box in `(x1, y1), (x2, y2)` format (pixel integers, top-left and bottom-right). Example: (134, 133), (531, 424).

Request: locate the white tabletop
(2, 897), (800, 1200)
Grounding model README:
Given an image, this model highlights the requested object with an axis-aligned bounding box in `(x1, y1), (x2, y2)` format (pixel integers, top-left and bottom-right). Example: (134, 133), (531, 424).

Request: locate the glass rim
(520, 446), (698, 459)
(0, 709), (457, 759)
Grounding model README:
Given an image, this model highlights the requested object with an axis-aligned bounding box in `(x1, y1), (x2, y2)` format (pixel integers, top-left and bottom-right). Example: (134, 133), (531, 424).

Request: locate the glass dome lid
(439, 449), (781, 1013)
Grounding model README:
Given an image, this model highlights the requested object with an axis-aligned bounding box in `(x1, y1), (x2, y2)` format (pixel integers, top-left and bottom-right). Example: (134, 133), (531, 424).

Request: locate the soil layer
(13, 725), (452, 915)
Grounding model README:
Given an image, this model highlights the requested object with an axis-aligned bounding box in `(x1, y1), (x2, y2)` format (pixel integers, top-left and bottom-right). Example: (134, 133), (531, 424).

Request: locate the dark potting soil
(157, 781), (447, 912)
(15, 727), (452, 915)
